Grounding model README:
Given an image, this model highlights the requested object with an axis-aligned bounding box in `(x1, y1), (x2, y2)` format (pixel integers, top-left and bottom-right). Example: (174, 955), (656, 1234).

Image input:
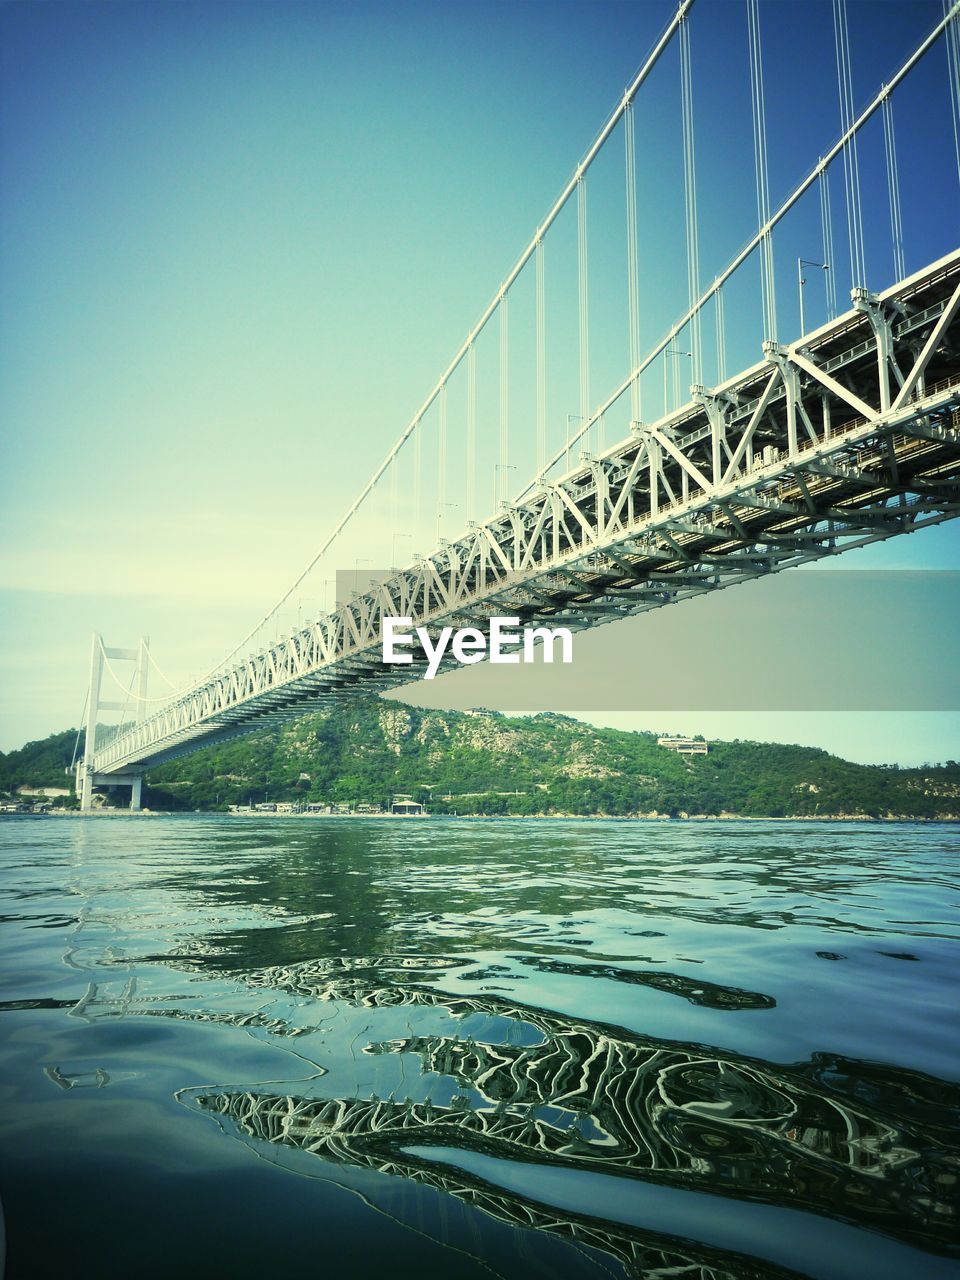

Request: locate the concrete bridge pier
(78, 770), (144, 812)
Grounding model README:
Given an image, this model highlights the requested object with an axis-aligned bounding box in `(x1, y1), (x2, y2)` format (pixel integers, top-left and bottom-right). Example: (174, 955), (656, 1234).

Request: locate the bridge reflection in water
(172, 957), (958, 1277)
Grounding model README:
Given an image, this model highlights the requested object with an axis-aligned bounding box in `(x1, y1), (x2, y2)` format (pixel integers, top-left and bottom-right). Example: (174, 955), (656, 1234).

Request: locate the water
(0, 816), (958, 1280)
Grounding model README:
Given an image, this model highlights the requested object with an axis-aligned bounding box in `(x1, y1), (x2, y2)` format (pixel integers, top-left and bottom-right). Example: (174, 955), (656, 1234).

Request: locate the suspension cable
(97, 639), (169, 705)
(625, 101), (642, 423)
(499, 295), (509, 505)
(715, 284), (726, 383)
(144, 644), (179, 691)
(116, 662), (137, 731)
(577, 175), (590, 446)
(947, 0), (960, 187)
(747, 0), (776, 344)
(70, 688), (89, 771)
(535, 239), (546, 474)
(881, 92), (906, 281)
(389, 447), (399, 539)
(834, 0), (866, 287)
(437, 382), (447, 538)
(672, 340), (681, 408)
(819, 163), (838, 318)
(467, 341), (477, 518)
(679, 11), (702, 382)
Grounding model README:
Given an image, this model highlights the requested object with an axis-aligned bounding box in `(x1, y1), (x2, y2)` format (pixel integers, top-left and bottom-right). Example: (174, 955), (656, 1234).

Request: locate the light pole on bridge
(436, 503), (457, 544)
(565, 415), (585, 471)
(798, 258), (830, 336)
(664, 344), (692, 414)
(391, 531), (412, 568)
(352, 558), (371, 601)
(494, 465), (516, 508)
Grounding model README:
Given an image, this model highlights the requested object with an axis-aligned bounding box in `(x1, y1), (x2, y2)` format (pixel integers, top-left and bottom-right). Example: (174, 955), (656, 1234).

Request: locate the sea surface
(0, 815), (957, 1280)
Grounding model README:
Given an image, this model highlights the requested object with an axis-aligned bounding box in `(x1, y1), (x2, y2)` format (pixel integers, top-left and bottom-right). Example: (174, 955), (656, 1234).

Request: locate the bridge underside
(86, 250), (960, 778)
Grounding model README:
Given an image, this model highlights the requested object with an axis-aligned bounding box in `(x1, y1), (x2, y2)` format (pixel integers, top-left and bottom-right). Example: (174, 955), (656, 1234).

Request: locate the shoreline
(19, 809), (960, 824)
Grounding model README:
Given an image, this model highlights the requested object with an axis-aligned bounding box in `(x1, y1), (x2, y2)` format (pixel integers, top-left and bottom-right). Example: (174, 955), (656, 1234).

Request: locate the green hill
(2, 699), (959, 818)
(0, 729), (80, 796)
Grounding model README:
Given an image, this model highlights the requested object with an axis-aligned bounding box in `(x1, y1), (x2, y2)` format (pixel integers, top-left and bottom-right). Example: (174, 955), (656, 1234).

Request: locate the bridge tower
(77, 633), (150, 812)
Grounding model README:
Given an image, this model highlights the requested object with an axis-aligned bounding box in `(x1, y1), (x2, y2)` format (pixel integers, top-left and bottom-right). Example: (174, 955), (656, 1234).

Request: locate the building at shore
(657, 737), (709, 756)
(391, 795), (425, 816)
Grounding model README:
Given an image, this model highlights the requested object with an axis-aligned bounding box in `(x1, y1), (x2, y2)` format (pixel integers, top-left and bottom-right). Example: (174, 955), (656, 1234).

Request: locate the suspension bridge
(75, 0), (960, 808)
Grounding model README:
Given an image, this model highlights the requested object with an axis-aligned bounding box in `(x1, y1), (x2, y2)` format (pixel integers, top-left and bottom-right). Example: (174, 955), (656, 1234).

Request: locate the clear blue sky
(1, 0), (957, 762)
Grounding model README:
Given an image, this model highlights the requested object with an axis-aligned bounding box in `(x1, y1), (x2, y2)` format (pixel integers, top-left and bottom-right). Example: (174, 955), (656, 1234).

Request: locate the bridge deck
(86, 250), (960, 776)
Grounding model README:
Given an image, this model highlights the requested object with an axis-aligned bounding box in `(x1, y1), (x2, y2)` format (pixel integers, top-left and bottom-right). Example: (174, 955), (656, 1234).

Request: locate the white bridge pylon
(77, 634), (150, 811)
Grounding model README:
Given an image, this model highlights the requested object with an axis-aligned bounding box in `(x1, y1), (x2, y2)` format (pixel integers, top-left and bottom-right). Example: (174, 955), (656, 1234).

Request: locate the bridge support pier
(79, 766), (93, 812)
(79, 773), (145, 811)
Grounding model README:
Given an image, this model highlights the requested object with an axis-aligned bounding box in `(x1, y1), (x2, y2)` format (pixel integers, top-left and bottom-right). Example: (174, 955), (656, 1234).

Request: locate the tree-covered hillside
(0, 730), (79, 796)
(3, 699), (959, 818)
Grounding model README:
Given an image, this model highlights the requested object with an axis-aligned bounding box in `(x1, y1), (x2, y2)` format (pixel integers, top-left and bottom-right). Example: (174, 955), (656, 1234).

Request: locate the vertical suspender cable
(834, 0), (866, 288)
(577, 175), (590, 448)
(437, 383), (447, 540)
(467, 342), (477, 519)
(70, 689), (90, 771)
(819, 164), (838, 318)
(672, 342), (681, 409)
(413, 420), (422, 543)
(624, 101), (642, 423)
(499, 295), (509, 505)
(881, 93), (906, 281)
(389, 449), (399, 544)
(945, 0), (960, 188)
(679, 12), (702, 382)
(715, 286), (726, 383)
(536, 240), (546, 475)
(747, 0), (776, 344)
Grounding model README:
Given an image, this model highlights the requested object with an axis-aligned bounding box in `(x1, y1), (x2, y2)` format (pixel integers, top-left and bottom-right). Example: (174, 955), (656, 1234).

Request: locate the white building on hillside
(657, 736), (709, 756)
